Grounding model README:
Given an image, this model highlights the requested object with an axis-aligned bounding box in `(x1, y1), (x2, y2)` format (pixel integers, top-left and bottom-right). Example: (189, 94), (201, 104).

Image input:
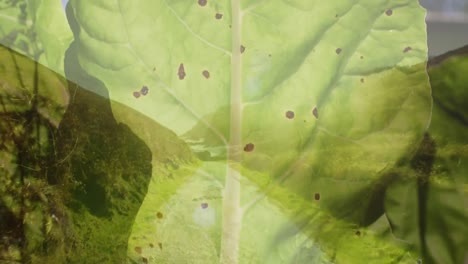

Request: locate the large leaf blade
(64, 0), (432, 262)
(66, 0), (431, 212)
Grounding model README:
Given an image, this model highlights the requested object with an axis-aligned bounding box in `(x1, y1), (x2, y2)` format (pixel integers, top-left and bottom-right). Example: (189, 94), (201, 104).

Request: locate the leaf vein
(115, 0), (228, 145)
(163, 0), (231, 56)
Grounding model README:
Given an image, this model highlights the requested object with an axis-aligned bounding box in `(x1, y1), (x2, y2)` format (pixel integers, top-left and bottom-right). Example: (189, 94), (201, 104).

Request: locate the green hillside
(0, 44), (195, 263)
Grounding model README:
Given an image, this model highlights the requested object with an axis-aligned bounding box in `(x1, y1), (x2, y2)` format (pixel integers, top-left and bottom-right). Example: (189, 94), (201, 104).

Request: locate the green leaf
(424, 48), (468, 264)
(428, 45), (468, 122)
(428, 50), (468, 207)
(63, 0), (432, 262)
(0, 0), (73, 74)
(0, 0), (38, 58)
(130, 162), (420, 263)
(66, 0), (431, 221)
(384, 47), (468, 264)
(27, 0), (73, 75)
(422, 48), (468, 264)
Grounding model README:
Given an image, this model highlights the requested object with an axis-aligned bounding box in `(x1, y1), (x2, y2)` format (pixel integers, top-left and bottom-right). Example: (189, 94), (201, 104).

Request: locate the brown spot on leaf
(156, 212), (163, 219)
(285, 110), (295, 119)
(314, 193), (320, 200)
(178, 63), (186, 80)
(158, 243), (163, 250)
(312, 107), (318, 119)
(149, 243), (154, 248)
(335, 48), (342, 54)
(385, 9), (393, 16)
(244, 143), (254, 152)
(133, 91), (141, 98)
(140, 86), (149, 95)
(240, 45), (246, 53)
(142, 257), (148, 264)
(360, 78), (365, 83)
(355, 231), (361, 236)
(215, 13), (223, 19)
(202, 70), (210, 79)
(403, 46), (412, 53)
(134, 246), (142, 254)
(198, 0), (207, 7)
